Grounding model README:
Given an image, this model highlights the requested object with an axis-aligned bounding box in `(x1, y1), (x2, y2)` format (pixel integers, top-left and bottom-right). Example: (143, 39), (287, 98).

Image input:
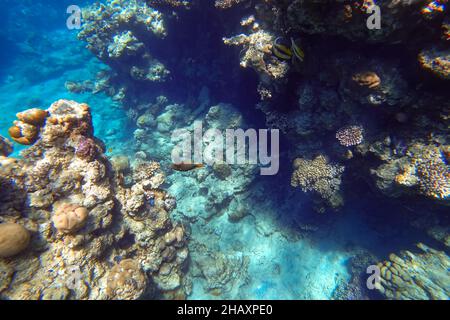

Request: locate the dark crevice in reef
(151, 1), (260, 109)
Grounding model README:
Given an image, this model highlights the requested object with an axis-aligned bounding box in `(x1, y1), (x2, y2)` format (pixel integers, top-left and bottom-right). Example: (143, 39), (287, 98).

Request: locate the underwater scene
(0, 0), (449, 301)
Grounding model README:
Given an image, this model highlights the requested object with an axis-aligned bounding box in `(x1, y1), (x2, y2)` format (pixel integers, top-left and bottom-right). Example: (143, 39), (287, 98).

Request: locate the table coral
(352, 72), (381, 89)
(0, 99), (189, 300)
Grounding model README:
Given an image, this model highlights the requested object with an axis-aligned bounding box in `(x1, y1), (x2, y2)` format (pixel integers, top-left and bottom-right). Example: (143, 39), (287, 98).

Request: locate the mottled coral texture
(0, 100), (189, 300)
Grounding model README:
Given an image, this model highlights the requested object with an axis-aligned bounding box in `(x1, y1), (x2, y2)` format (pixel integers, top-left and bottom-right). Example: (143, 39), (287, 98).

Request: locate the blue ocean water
(1, 0), (448, 300)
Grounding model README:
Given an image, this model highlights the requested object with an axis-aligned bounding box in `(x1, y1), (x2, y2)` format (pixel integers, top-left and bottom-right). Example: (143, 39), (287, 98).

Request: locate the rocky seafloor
(0, 0), (449, 300)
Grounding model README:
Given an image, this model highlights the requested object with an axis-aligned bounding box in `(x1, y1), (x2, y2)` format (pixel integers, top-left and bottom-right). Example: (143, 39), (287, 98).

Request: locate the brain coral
(106, 259), (147, 300)
(0, 223), (30, 258)
(52, 203), (89, 234)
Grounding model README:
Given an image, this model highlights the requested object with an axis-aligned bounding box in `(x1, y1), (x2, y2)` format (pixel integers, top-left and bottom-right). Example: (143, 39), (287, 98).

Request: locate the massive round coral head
(0, 223), (30, 258)
(52, 203), (89, 234)
(106, 259), (147, 300)
(8, 122), (39, 145)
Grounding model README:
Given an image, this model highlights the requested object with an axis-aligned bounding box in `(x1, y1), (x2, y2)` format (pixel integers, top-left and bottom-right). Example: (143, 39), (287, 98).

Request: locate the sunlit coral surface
(0, 0), (449, 300)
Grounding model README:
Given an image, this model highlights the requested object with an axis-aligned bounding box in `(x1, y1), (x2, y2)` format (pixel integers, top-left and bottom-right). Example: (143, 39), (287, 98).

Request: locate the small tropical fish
(272, 37), (292, 61)
(171, 162), (204, 172)
(272, 37), (305, 63)
(148, 196), (155, 207)
(290, 37), (305, 62)
(108, 147), (113, 153)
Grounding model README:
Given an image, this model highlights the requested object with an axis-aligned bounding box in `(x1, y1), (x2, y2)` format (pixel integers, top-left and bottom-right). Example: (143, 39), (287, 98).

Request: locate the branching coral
(372, 143), (450, 202)
(215, 0), (246, 9)
(291, 155), (345, 209)
(223, 23), (288, 83)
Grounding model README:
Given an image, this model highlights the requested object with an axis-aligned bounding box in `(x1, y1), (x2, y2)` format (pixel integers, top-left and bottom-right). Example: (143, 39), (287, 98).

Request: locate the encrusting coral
(0, 99), (189, 300)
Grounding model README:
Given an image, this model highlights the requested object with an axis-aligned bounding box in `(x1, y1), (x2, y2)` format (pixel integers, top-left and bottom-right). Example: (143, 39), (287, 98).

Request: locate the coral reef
(376, 243), (450, 300)
(336, 125), (364, 147)
(370, 143), (450, 201)
(8, 108), (48, 145)
(78, 0), (169, 84)
(215, 0), (450, 213)
(291, 155), (345, 211)
(52, 203), (89, 234)
(0, 100), (189, 300)
(419, 47), (450, 79)
(0, 136), (13, 157)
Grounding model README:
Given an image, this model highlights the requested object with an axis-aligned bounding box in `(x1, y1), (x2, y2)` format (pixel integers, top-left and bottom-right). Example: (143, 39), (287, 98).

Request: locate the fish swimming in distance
(171, 162), (204, 172)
